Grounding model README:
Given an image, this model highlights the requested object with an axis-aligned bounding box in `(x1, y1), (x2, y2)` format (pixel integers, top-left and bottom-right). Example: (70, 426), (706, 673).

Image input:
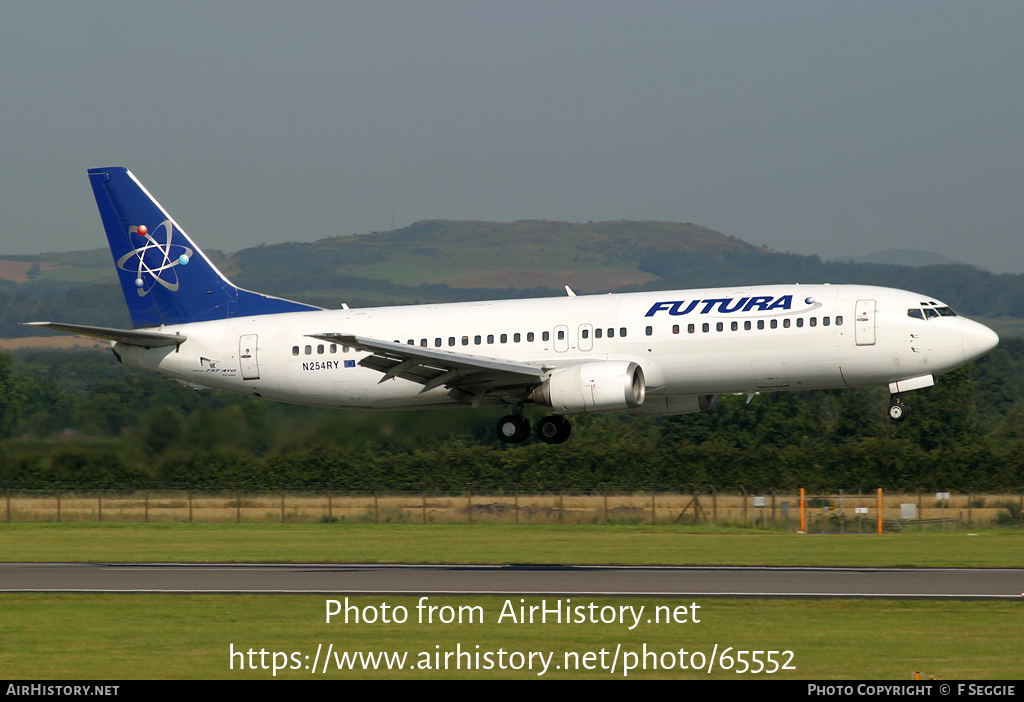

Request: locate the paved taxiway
(2, 563), (1021, 599)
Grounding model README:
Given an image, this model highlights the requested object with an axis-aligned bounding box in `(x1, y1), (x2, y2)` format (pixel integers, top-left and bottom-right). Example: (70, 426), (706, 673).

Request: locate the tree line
(1, 339), (1022, 493)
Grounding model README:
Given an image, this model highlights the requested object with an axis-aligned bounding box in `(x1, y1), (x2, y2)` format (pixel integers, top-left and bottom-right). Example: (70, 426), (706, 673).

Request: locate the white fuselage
(114, 283), (997, 413)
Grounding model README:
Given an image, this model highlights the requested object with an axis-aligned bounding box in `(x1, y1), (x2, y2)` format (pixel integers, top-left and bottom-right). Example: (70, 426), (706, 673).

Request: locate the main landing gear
(496, 409), (572, 444)
(888, 396), (908, 422)
(536, 415), (572, 444)
(496, 412), (531, 444)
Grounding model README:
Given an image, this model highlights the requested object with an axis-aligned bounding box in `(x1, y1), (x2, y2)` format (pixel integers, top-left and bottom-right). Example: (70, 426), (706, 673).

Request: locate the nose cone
(962, 318), (999, 363)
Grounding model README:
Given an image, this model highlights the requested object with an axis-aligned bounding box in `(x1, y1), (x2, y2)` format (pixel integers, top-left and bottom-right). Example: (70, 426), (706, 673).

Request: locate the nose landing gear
(888, 397), (908, 422)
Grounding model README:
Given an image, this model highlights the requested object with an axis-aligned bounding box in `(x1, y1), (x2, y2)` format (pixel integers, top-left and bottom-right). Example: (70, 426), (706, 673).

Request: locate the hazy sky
(2, 1), (1022, 273)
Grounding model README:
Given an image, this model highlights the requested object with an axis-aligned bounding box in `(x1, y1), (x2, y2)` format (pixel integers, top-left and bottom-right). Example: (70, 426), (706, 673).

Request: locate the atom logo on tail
(116, 221), (194, 296)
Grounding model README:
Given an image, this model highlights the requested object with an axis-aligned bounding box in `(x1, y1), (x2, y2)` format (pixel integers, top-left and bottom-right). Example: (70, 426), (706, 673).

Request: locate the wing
(307, 332), (550, 406)
(23, 322), (186, 348)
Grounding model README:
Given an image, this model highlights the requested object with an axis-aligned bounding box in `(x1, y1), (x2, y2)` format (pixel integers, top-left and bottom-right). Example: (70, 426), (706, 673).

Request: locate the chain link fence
(3, 486), (1021, 529)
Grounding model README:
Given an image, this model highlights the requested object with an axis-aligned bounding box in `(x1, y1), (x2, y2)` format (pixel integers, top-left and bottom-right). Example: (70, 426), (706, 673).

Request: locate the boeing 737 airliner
(28, 168), (999, 444)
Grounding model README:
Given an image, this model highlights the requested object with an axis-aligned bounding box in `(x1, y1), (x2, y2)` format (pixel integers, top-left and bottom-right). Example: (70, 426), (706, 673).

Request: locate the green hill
(223, 219), (767, 294)
(2, 219), (1021, 338)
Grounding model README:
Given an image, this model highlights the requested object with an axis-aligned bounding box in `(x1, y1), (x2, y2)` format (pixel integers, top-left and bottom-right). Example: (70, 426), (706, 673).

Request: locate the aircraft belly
(306, 369), (453, 409)
(363, 380), (453, 409)
(661, 341), (849, 393)
(661, 356), (754, 394)
(834, 350), (903, 385)
(752, 360), (788, 389)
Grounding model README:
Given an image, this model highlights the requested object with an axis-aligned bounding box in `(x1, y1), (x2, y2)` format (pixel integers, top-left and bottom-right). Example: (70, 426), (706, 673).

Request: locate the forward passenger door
(855, 300), (876, 346)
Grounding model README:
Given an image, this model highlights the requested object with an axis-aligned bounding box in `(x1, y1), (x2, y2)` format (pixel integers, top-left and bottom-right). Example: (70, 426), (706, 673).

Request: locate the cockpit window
(909, 306), (957, 320)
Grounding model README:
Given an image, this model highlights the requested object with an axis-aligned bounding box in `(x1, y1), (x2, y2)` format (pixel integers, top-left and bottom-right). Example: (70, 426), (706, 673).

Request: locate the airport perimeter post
(877, 488), (883, 535)
(799, 488), (806, 532)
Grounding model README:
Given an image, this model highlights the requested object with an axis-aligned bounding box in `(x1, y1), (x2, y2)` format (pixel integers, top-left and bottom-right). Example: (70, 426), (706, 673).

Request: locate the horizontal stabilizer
(24, 322), (186, 348)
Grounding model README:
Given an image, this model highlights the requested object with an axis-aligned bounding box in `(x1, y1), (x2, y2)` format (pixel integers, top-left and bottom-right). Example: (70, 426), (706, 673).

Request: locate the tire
(536, 415), (572, 444)
(888, 401), (907, 422)
(497, 415), (530, 443)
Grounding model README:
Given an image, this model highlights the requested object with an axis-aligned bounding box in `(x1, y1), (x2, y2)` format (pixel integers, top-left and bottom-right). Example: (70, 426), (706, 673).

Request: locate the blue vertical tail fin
(88, 167), (320, 328)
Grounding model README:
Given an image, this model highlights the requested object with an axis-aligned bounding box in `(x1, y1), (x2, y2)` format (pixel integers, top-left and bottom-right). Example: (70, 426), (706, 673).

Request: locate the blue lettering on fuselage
(644, 300), (699, 316)
(645, 295), (794, 317)
(743, 296), (775, 312)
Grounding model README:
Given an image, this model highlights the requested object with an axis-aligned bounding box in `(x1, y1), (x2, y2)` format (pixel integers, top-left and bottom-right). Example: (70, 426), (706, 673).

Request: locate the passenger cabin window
(527, 332), (535, 342)
(292, 346), (299, 356)
(595, 328), (603, 339)
(645, 326), (653, 336)
(542, 332), (550, 341)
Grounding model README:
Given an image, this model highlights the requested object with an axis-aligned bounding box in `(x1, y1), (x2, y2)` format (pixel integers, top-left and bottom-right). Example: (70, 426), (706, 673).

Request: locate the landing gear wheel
(888, 400), (908, 422)
(536, 415), (572, 444)
(497, 415), (531, 443)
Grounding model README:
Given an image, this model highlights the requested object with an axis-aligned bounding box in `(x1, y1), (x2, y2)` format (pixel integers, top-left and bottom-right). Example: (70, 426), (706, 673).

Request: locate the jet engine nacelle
(628, 394), (718, 417)
(533, 361), (646, 414)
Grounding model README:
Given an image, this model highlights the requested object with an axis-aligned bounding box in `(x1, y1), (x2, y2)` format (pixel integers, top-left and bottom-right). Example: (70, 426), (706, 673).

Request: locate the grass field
(1, 594), (1019, 679)
(1, 522), (1022, 566)
(2, 523), (1022, 680)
